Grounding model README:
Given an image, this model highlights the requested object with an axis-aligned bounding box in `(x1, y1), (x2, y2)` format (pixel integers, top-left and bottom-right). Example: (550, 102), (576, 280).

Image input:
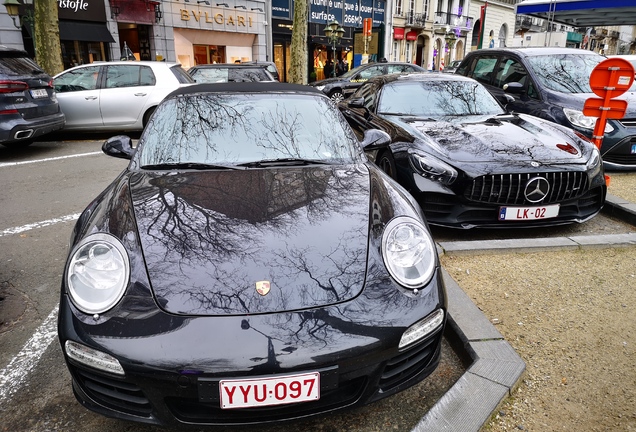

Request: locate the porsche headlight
(382, 217), (436, 289)
(409, 151), (457, 185)
(66, 233), (130, 314)
(563, 108), (614, 133)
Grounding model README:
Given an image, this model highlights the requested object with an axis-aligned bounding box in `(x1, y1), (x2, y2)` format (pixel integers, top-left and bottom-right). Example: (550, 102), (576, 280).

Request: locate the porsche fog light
(409, 152), (457, 185)
(399, 309), (444, 349)
(382, 217), (436, 289)
(563, 108), (614, 133)
(66, 233), (130, 314)
(65, 340), (125, 376)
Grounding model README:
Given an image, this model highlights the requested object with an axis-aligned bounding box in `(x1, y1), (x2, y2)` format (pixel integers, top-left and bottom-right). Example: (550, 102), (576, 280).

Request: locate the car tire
(329, 90), (345, 104)
(377, 150), (397, 179)
(142, 107), (156, 127)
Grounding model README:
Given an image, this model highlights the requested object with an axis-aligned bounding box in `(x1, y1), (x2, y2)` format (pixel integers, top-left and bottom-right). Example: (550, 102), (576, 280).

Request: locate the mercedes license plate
(30, 89), (48, 99)
(499, 204), (560, 221)
(219, 372), (320, 409)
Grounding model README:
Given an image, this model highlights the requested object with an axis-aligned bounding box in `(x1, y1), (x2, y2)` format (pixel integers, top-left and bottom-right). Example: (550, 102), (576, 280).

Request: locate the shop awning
(59, 21), (115, 43)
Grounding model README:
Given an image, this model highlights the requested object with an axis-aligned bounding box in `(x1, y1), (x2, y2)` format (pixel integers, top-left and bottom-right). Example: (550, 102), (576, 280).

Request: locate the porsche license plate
(30, 89), (48, 99)
(219, 372), (320, 409)
(499, 204), (560, 221)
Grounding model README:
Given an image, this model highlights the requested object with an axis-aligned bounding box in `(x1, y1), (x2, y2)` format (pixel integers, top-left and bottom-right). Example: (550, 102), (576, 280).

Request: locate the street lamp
(3, 0), (34, 49)
(3, 0), (21, 28)
(323, 20), (345, 78)
(443, 28), (457, 68)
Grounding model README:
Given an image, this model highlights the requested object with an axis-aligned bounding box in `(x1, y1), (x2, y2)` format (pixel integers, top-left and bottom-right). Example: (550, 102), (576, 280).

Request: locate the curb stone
(411, 270), (526, 432)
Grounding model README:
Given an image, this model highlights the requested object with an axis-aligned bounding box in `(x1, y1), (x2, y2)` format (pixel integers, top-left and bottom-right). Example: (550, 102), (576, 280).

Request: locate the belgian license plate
(499, 204), (560, 221)
(30, 89), (48, 98)
(219, 372), (320, 409)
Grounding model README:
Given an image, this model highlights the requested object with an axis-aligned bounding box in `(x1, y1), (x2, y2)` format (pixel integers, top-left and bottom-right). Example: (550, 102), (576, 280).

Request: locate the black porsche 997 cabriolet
(58, 82), (447, 427)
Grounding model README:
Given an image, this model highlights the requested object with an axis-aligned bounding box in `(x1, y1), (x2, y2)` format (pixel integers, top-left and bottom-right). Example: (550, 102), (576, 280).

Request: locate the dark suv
(0, 46), (65, 147)
(456, 47), (636, 171)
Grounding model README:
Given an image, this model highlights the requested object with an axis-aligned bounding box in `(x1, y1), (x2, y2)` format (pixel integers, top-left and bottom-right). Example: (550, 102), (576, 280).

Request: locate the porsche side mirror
(503, 82), (524, 94)
(361, 129), (391, 150)
(103, 135), (136, 160)
(347, 97), (365, 108)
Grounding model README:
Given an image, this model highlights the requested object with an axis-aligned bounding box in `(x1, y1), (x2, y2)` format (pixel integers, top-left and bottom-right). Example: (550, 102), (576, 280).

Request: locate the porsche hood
(391, 114), (590, 164)
(128, 167), (372, 316)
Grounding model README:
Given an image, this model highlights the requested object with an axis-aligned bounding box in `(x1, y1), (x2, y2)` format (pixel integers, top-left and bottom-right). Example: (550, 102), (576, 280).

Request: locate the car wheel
(142, 107), (156, 127)
(377, 150), (397, 179)
(329, 90), (345, 103)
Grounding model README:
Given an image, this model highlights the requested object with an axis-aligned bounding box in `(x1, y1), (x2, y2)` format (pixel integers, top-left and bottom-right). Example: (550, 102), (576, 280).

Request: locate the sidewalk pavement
(411, 194), (636, 432)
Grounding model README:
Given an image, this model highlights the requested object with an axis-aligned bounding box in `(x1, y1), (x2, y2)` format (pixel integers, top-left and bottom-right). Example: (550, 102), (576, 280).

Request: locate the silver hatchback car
(53, 61), (194, 132)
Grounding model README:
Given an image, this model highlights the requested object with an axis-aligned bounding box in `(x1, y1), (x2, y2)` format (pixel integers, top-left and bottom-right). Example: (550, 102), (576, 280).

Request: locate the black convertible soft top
(166, 82), (323, 99)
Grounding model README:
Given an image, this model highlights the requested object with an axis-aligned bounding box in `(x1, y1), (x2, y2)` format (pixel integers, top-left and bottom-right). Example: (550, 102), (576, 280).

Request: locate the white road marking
(0, 151), (102, 168)
(0, 305), (59, 404)
(0, 213), (80, 238)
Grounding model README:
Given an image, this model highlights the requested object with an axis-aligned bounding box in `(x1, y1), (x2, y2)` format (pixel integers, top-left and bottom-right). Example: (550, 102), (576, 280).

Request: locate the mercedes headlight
(66, 233), (130, 314)
(409, 151), (457, 185)
(563, 108), (614, 133)
(587, 146), (602, 177)
(314, 85), (326, 91)
(381, 217), (436, 289)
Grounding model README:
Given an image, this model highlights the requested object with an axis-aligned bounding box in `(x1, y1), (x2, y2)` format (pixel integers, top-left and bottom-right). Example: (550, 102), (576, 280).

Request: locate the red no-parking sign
(583, 58), (635, 149)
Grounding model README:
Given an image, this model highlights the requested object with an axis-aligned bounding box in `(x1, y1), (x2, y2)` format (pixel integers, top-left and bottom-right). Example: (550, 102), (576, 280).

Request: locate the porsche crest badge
(255, 281), (271, 296)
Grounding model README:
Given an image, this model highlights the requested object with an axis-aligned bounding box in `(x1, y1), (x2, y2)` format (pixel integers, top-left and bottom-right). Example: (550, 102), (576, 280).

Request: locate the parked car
(53, 61), (194, 132)
(58, 82), (447, 427)
(607, 54), (636, 77)
(240, 60), (281, 81)
(0, 46), (65, 147)
(455, 47), (636, 171)
(188, 63), (276, 83)
(308, 61), (426, 103)
(442, 59), (462, 73)
(339, 73), (606, 229)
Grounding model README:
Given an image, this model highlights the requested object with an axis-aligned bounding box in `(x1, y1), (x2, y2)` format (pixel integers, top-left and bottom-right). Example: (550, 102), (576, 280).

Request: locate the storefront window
(194, 45), (226, 65)
(61, 41), (109, 70)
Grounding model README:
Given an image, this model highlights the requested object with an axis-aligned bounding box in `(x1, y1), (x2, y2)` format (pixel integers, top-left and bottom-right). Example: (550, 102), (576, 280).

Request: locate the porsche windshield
(137, 92), (362, 167)
(377, 80), (504, 117)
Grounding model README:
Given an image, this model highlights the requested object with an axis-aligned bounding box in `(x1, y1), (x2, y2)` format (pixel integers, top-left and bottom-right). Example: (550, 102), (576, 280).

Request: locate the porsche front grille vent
(379, 334), (441, 392)
(75, 368), (152, 417)
(466, 172), (589, 205)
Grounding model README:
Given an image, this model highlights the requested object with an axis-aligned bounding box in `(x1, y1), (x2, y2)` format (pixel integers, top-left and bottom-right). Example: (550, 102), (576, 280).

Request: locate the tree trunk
(288, 0), (308, 84)
(34, 0), (64, 75)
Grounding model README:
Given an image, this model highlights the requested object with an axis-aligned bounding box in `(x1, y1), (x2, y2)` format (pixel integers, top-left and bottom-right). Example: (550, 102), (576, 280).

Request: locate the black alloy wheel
(377, 150), (397, 179)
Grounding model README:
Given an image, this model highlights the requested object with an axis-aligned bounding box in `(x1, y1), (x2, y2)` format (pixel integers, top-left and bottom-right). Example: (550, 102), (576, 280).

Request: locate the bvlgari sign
(180, 10), (254, 27)
(178, 5), (260, 32)
(58, 0), (107, 22)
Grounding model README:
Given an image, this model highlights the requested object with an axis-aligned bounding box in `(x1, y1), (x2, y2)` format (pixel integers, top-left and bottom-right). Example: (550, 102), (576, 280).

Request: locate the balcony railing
(433, 12), (472, 31)
(406, 12), (427, 28)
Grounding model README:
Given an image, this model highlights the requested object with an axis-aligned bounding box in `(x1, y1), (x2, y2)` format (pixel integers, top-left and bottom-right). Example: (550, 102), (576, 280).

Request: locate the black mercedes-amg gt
(339, 73), (606, 229)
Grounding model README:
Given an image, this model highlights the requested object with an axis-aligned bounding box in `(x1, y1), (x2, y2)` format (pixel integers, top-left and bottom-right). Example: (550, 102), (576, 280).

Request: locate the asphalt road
(0, 137), (464, 432)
